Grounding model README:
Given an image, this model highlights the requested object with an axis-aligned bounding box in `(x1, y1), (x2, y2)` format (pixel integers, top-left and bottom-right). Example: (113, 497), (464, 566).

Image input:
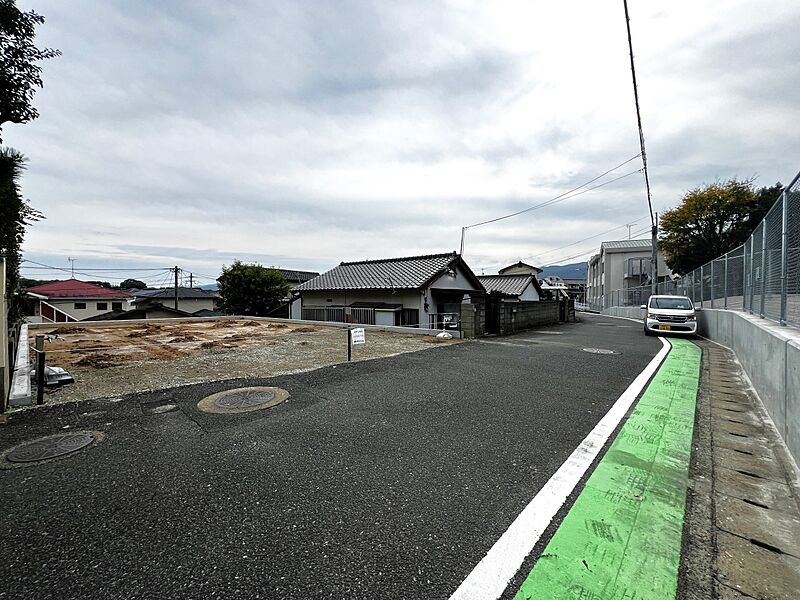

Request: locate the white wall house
(26, 279), (132, 322)
(290, 252), (485, 329)
(586, 239), (672, 308)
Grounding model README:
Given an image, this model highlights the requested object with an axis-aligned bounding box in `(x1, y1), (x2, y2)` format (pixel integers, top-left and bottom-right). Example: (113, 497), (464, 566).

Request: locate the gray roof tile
(294, 252), (463, 291)
(478, 274), (534, 297)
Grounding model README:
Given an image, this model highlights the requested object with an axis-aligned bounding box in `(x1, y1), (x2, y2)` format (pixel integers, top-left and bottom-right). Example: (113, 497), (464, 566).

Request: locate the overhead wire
(464, 154), (641, 230)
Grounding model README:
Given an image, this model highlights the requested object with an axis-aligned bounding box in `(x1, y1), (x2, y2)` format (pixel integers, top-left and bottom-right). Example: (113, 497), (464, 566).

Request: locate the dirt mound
(240, 320), (263, 327)
(75, 353), (120, 369)
(210, 321), (234, 329)
(222, 333), (249, 343)
(168, 334), (200, 343)
(266, 323), (288, 329)
(50, 326), (87, 334)
(291, 327), (318, 333)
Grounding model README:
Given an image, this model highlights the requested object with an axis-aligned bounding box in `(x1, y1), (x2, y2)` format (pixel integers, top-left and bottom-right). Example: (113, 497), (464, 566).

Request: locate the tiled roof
(132, 287), (220, 300)
(276, 269), (319, 283)
(478, 274), (536, 297)
(498, 261), (543, 274)
(294, 252), (463, 291)
(601, 238), (652, 251)
(27, 279), (131, 299)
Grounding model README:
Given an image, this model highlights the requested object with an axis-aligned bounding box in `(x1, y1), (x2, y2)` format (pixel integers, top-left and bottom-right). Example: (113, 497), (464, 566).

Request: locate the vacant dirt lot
(34, 319), (460, 403)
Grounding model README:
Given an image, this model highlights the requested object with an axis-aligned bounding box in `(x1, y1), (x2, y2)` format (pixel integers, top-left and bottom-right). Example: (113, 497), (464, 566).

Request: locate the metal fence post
(700, 263), (704, 308)
(780, 191), (788, 325)
(749, 235), (755, 314)
(760, 223), (767, 318)
(723, 253), (728, 309)
(710, 260), (715, 308)
(743, 240), (748, 312)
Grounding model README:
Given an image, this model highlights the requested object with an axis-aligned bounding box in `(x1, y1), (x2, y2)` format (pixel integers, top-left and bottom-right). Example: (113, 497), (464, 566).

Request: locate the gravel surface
(36, 320), (459, 403)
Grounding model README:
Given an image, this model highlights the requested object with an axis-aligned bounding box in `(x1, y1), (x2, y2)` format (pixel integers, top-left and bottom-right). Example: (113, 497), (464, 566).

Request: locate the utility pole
(459, 227), (466, 256)
(189, 273), (193, 289)
(173, 266), (179, 311)
(626, 223), (633, 240)
(623, 0), (657, 296)
(68, 257), (76, 278)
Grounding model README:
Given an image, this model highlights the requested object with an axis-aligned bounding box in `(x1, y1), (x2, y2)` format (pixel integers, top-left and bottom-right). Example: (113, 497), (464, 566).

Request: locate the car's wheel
(644, 326), (653, 336)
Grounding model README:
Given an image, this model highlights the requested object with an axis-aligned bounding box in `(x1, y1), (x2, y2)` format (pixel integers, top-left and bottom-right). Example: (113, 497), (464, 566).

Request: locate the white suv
(641, 295), (699, 337)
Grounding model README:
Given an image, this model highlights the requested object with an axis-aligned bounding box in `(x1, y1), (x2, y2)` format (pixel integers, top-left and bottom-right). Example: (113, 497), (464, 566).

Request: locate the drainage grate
(582, 348), (616, 355)
(215, 388), (276, 409)
(6, 432), (95, 463)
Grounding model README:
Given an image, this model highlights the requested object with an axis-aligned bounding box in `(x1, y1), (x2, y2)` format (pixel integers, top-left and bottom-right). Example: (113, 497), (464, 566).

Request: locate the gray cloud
(10, 0), (800, 283)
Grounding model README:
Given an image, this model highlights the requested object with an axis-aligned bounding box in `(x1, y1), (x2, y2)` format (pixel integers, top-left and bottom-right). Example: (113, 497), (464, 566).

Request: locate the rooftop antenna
(626, 223), (634, 240)
(67, 257), (76, 277)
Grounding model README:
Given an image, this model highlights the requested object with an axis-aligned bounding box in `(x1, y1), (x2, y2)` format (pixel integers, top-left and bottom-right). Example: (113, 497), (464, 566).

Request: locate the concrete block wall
(460, 295), (486, 338)
(498, 300), (559, 334)
(601, 305), (799, 465)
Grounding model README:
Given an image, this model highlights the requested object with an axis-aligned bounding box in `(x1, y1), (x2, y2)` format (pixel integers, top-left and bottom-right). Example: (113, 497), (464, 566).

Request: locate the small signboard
(351, 328), (366, 345)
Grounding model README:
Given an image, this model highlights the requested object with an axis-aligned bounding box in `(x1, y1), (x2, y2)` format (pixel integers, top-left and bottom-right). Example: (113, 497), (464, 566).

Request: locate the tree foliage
(659, 179), (783, 275)
(119, 278), (147, 289)
(0, 147), (42, 320)
(217, 261), (289, 316)
(0, 0), (60, 142)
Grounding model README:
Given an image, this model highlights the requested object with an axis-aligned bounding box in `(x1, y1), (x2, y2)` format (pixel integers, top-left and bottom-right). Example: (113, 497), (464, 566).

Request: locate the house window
(97, 302), (107, 311)
(112, 302), (123, 311)
(74, 302), (86, 310)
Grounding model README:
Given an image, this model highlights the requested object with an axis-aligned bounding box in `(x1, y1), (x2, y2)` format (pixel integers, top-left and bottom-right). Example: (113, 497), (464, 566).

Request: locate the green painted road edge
(514, 339), (701, 600)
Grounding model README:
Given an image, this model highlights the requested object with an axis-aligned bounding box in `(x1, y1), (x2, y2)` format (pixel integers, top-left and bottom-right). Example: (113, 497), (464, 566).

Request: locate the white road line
(449, 337), (671, 600)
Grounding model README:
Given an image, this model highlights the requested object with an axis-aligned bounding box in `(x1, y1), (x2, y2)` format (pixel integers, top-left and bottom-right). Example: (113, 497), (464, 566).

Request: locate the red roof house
(27, 279), (131, 322)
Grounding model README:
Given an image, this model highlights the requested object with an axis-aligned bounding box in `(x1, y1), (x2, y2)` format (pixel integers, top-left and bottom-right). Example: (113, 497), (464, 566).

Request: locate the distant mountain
(538, 262), (588, 282)
(199, 283), (219, 291)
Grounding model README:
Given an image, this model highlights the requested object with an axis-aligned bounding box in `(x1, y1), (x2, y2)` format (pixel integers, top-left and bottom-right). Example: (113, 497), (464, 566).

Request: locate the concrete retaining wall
(497, 300), (559, 335)
(602, 305), (800, 465)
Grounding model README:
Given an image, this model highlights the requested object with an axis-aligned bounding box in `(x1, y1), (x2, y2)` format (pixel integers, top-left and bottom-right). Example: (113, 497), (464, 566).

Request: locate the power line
(464, 154), (641, 230)
(532, 218), (647, 261)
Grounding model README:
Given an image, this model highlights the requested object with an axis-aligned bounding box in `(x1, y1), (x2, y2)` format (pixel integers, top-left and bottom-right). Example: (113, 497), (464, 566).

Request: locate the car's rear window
(650, 297), (693, 310)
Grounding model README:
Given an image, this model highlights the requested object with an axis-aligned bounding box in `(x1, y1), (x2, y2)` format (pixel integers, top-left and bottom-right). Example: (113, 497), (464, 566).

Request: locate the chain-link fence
(601, 169), (800, 327)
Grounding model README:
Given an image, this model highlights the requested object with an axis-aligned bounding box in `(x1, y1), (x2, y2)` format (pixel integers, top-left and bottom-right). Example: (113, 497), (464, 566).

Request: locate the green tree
(119, 278), (147, 289)
(659, 179), (783, 275)
(0, 147), (42, 320)
(0, 0), (60, 142)
(217, 261), (289, 316)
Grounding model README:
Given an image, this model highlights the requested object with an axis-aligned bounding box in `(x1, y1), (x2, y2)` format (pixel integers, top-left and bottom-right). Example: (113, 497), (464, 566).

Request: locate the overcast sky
(8, 0), (800, 286)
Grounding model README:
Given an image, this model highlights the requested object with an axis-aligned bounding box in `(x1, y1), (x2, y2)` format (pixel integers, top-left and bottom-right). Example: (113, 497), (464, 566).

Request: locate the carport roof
(294, 252), (483, 292)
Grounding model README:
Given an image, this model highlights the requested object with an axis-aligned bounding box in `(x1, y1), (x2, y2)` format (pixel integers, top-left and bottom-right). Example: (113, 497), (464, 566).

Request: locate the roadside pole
(35, 335), (45, 405)
(347, 326), (352, 362)
(0, 258), (7, 412)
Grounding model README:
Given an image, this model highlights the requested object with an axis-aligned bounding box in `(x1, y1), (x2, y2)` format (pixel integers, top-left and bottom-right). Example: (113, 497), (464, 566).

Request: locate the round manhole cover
(215, 389), (276, 409)
(582, 347), (617, 355)
(6, 432), (95, 463)
(198, 386), (289, 414)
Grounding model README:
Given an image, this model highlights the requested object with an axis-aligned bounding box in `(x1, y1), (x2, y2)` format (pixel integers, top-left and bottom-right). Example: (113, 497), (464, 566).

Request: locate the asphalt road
(0, 314), (661, 599)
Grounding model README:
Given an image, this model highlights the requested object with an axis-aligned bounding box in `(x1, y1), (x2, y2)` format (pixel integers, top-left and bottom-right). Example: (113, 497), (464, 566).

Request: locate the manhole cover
(6, 432), (95, 463)
(582, 347), (617, 355)
(198, 386), (289, 414)
(215, 389), (276, 409)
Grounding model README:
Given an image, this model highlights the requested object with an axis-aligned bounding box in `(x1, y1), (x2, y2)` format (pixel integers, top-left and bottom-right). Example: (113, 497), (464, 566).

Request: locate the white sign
(351, 328), (366, 345)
